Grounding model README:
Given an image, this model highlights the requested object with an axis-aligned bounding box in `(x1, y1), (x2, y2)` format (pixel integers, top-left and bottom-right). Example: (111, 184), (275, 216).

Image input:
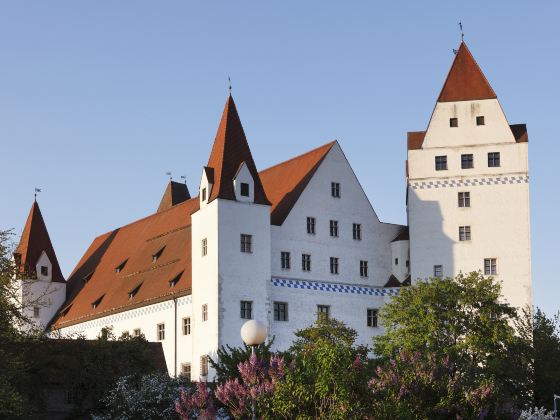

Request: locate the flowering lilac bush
(175, 382), (216, 420)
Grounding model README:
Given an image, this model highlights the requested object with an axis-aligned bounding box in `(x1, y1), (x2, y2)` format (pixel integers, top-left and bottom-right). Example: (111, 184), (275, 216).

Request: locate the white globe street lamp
(240, 319), (267, 420)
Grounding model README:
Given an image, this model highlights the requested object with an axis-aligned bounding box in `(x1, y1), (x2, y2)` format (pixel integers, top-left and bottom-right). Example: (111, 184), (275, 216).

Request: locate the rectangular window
(181, 363), (191, 379)
(435, 155), (448, 171)
(240, 234), (252, 253)
(458, 192), (471, 208)
(450, 117), (458, 127)
(202, 187), (207, 201)
(331, 182), (340, 198)
(367, 309), (379, 327)
(459, 226), (471, 241)
(202, 238), (207, 256)
(461, 154), (474, 169)
(202, 304), (208, 322)
(274, 302), (288, 321)
(330, 257), (339, 274)
(395, 258), (399, 265)
(352, 223), (362, 240)
(240, 301), (253, 319)
(281, 252), (291, 269)
(317, 305), (330, 321)
(434, 265), (443, 278)
(183, 317), (191, 335)
(40, 266), (48, 276)
(65, 390), (77, 405)
(133, 328), (141, 337)
(240, 182), (250, 197)
(33, 306), (40, 318)
(329, 220), (339, 237)
(157, 323), (165, 340)
(484, 258), (497, 275)
(302, 254), (311, 271)
(360, 260), (368, 278)
(488, 152), (501, 167)
(307, 217), (316, 234)
(200, 356), (209, 377)
(476, 116), (485, 126)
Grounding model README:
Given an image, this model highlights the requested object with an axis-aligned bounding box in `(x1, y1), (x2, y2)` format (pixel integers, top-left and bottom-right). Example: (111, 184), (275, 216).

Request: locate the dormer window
(169, 271), (183, 288)
(128, 283), (142, 300)
(83, 271), (94, 284)
(92, 295), (104, 309)
(240, 183), (250, 197)
(115, 259), (128, 273)
(202, 188), (207, 201)
(450, 117), (458, 127)
(60, 304), (72, 317)
(152, 247), (165, 263)
(40, 266), (48, 276)
(476, 116), (485, 126)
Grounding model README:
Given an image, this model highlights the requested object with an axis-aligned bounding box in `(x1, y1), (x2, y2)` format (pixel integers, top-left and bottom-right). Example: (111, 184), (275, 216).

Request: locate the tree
(373, 272), (533, 414)
(532, 308), (560, 409)
(270, 318), (372, 419)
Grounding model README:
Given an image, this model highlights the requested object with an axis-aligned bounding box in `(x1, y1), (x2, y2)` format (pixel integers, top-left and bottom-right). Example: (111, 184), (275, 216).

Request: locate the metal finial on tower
(458, 22), (464, 41)
(166, 172), (173, 181)
(34, 187), (41, 201)
(228, 76), (232, 94)
(180, 175), (187, 184)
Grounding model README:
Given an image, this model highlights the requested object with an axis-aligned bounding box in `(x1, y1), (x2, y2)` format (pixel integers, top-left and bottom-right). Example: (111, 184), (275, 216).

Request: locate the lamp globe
(240, 320), (267, 346)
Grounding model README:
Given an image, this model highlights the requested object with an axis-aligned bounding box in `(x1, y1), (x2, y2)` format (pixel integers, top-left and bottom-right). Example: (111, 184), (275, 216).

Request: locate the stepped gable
(437, 41), (497, 103)
(206, 95), (270, 205)
(14, 201), (64, 283)
(157, 181), (191, 213)
(259, 141), (336, 225)
(52, 197), (199, 329)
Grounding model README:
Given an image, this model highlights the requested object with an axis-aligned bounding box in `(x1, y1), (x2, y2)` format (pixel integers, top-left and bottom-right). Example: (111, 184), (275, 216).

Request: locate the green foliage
(532, 308), (560, 409)
(374, 272), (533, 413)
(270, 318), (372, 419)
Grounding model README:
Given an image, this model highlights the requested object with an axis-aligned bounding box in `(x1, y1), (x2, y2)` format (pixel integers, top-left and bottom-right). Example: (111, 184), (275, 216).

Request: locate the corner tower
(407, 42), (531, 310)
(191, 95), (271, 380)
(13, 201), (66, 331)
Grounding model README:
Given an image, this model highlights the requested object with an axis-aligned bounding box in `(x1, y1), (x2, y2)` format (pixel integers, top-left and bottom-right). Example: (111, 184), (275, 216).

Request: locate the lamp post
(240, 320), (267, 420)
(554, 394), (560, 418)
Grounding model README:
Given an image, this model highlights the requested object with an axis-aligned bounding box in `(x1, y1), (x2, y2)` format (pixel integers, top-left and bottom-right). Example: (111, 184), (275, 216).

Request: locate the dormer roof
(206, 95), (270, 205)
(437, 41), (497, 103)
(157, 181), (191, 213)
(14, 201), (65, 283)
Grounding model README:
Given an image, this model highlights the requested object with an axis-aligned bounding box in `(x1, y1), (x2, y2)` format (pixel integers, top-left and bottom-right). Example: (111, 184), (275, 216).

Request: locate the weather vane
(228, 76), (232, 94)
(459, 22), (464, 42)
(34, 187), (41, 201)
(180, 175), (187, 184)
(166, 172), (173, 181)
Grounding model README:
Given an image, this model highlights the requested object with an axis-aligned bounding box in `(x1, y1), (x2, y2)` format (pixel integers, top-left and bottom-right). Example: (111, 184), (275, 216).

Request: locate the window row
(281, 252), (369, 277)
(449, 116), (485, 127)
(180, 356), (210, 379)
(307, 217), (362, 239)
(435, 152), (500, 171)
(433, 258), (498, 278)
(201, 234), (254, 256)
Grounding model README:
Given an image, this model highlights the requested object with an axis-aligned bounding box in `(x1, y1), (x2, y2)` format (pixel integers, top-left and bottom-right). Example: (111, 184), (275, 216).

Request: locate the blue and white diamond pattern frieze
(409, 175), (528, 190)
(271, 277), (400, 297)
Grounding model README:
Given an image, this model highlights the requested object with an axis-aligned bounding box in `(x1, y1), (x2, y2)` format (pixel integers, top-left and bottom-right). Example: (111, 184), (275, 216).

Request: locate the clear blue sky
(1, 2), (558, 315)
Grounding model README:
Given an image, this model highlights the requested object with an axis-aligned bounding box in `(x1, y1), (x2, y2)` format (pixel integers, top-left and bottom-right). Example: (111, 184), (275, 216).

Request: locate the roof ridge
(259, 140), (337, 174)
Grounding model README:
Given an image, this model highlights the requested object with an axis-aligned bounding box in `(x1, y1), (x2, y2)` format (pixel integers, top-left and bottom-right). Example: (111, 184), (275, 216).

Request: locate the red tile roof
(14, 201), (64, 283)
(157, 181), (191, 213)
(407, 131), (426, 151)
(437, 42), (497, 103)
(259, 141), (336, 225)
(207, 95), (270, 206)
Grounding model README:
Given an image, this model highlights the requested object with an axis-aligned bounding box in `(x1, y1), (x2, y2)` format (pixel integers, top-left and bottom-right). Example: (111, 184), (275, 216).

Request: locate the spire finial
(228, 76), (232, 95)
(166, 172), (173, 181)
(34, 187), (41, 202)
(458, 21), (464, 42)
(180, 175), (187, 185)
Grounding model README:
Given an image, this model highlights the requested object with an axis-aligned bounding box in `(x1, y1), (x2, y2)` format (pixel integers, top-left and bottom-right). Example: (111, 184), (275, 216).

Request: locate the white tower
(13, 201), (66, 331)
(407, 42), (531, 310)
(191, 95), (271, 380)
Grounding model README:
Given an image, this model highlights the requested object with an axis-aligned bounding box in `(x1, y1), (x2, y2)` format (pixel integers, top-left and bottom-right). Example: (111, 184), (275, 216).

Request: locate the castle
(13, 41), (531, 380)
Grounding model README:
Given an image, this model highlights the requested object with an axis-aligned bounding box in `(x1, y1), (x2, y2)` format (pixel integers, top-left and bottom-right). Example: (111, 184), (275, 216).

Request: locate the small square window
(202, 188), (207, 201)
(330, 257), (339, 275)
(317, 305), (330, 321)
(459, 226), (471, 241)
(329, 220), (339, 237)
(133, 328), (141, 337)
(202, 304), (208, 322)
(331, 182), (341, 198)
(307, 217), (316, 234)
(40, 266), (48, 276)
(360, 260), (368, 277)
(435, 156), (448, 171)
(200, 355), (209, 377)
(274, 302), (288, 321)
(476, 116), (485, 126)
(488, 152), (500, 167)
(302, 254), (311, 271)
(458, 192), (471, 208)
(450, 117), (458, 127)
(202, 238), (208, 256)
(352, 223), (362, 240)
(434, 265), (443, 278)
(484, 258), (497, 275)
(240, 234), (252, 253)
(240, 183), (250, 197)
(33, 306), (40, 318)
(461, 154), (474, 169)
(281, 252), (290, 269)
(157, 323), (165, 340)
(367, 309), (378, 327)
(183, 317), (191, 335)
(240, 301), (253, 319)
(181, 363), (191, 379)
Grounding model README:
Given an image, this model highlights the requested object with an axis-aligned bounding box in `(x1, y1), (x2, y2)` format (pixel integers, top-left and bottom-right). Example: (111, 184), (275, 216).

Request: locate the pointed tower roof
(14, 201), (65, 283)
(437, 42), (497, 102)
(157, 181), (191, 212)
(206, 95), (270, 205)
